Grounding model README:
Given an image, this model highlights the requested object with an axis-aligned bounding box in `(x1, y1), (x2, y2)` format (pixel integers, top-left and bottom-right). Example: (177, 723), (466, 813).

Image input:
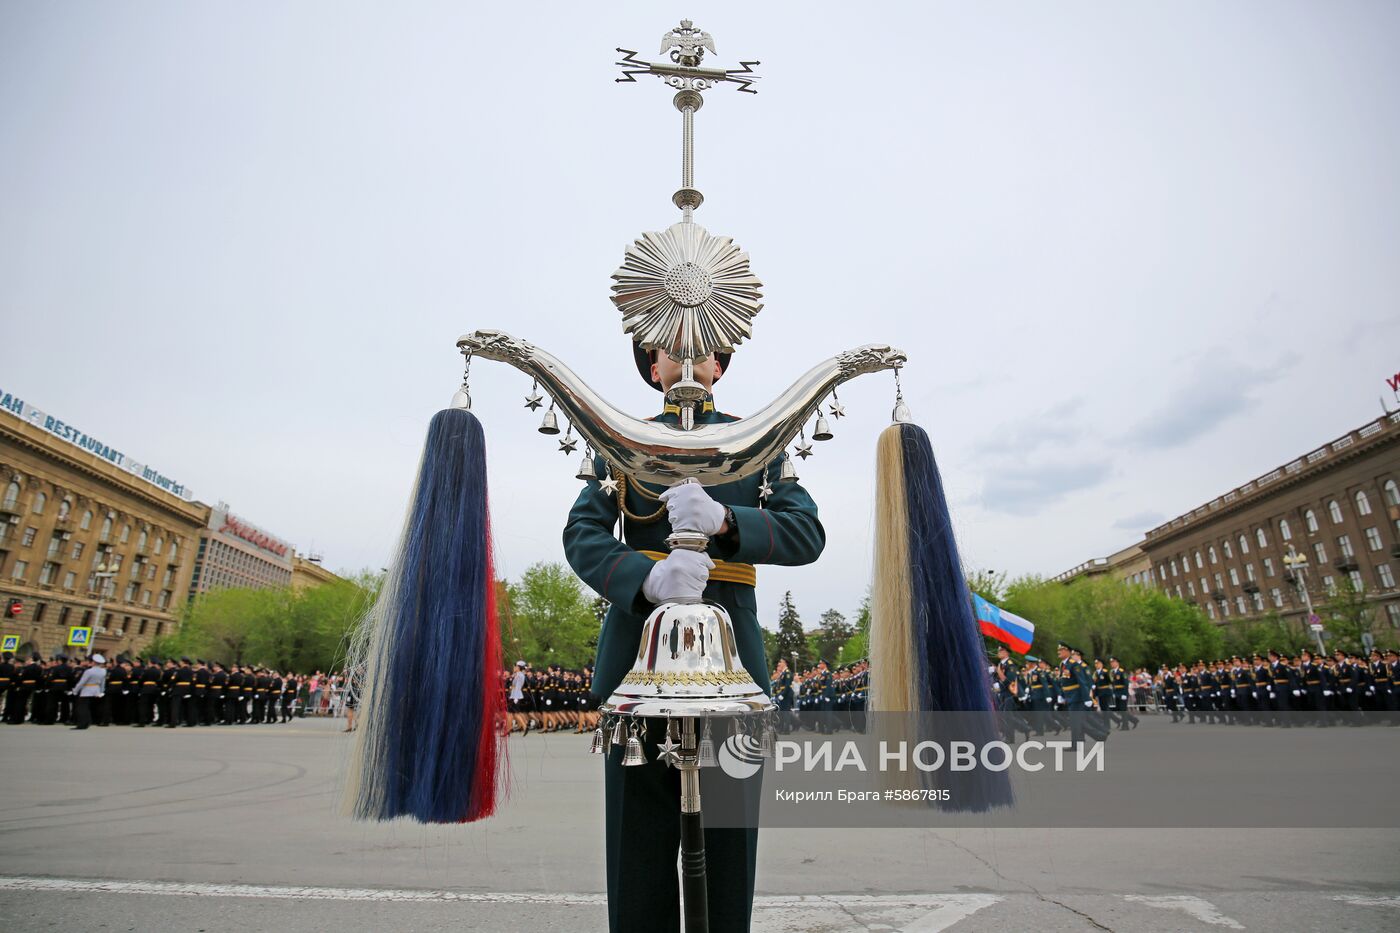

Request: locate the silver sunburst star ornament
(598, 476), (620, 496)
(829, 398), (846, 419)
(656, 732), (681, 766)
(524, 390), (544, 411)
(611, 222), (763, 362)
(794, 440), (814, 460)
(559, 436), (579, 455)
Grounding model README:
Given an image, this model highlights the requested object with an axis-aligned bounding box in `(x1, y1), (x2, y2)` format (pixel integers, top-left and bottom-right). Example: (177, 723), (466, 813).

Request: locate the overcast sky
(3, 2), (1398, 629)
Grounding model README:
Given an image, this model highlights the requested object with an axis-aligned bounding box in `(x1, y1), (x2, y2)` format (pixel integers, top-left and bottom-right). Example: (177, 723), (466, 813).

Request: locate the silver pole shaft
(682, 106), (695, 222)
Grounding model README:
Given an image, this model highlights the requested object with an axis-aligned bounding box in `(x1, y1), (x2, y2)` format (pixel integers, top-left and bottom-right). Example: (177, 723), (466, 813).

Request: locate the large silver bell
(811, 413), (833, 441)
(589, 725), (605, 755)
(576, 454), (597, 481)
(621, 723), (647, 766)
(779, 457), (799, 483)
(538, 408), (560, 435)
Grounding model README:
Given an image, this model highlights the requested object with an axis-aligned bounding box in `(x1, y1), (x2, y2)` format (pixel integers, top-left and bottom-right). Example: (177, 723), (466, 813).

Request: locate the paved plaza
(1, 716), (1397, 931)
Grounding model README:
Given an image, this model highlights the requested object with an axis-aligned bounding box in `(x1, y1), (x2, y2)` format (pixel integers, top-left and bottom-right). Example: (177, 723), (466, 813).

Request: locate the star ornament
(795, 441), (814, 460)
(598, 477), (620, 496)
(828, 399), (846, 419)
(758, 476), (773, 499)
(611, 222), (763, 362)
(524, 391), (544, 411)
(656, 733), (681, 766)
(559, 436), (579, 454)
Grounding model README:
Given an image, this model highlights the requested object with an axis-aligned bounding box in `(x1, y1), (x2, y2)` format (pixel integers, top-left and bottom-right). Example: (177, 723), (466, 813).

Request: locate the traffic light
(5, 598), (22, 618)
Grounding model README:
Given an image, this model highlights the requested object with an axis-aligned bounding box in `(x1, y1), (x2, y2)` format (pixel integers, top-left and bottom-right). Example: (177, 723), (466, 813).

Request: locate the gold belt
(638, 550), (757, 587)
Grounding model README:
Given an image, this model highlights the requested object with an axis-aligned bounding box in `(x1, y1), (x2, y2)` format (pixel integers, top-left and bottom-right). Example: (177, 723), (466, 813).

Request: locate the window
(2, 481), (19, 509)
(1252, 592), (1264, 611)
(1187, 580), (1196, 596)
(21, 527), (36, 547)
(1223, 540), (1233, 559)
(169, 542), (178, 563)
(124, 583), (137, 601)
(11, 560), (28, 581)
(1214, 572), (1224, 590)
(80, 510), (92, 530)
(1365, 527), (1383, 551)
(1194, 550), (1203, 569)
(1279, 519), (1292, 541)
(156, 621), (165, 636)
(137, 530), (147, 551)
(154, 537), (163, 555)
(1338, 535), (1354, 558)
(157, 590), (169, 609)
(1322, 575), (1336, 595)
(1229, 568), (1240, 586)
(1238, 534), (1250, 555)
(1200, 576), (1209, 593)
(1305, 509), (1319, 533)
(1385, 479), (1400, 508)
(120, 524), (130, 543)
(1207, 603), (1216, 620)
(1349, 570), (1364, 591)
(1314, 542), (1328, 564)
(58, 498), (71, 520)
(58, 606), (70, 626)
(46, 535), (61, 557)
(1221, 601), (1230, 618)
(1263, 557), (1274, 577)
(1389, 604), (1400, 628)
(31, 492), (46, 515)
(1356, 490), (1372, 516)
(1174, 584), (1182, 598)
(1171, 559), (1180, 577)
(138, 619), (148, 635)
(63, 571), (75, 589)
(1245, 563), (1256, 582)
(100, 516), (112, 541)
(1379, 564), (1396, 588)
(1236, 595), (1247, 614)
(140, 590), (150, 606)
(1329, 500), (1344, 524)
(1159, 564), (1167, 581)
(39, 562), (56, 584)
(35, 602), (46, 622)
(1270, 587), (1283, 607)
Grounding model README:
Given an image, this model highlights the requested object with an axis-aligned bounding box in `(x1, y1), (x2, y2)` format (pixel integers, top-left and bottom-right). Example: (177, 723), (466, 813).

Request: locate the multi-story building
(1051, 543), (1153, 586)
(188, 503), (294, 597)
(1141, 412), (1400, 630)
(291, 553), (344, 591)
(0, 403), (207, 657)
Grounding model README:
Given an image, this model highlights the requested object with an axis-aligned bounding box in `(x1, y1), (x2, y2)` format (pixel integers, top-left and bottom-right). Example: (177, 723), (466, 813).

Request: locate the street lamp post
(1283, 544), (1326, 655)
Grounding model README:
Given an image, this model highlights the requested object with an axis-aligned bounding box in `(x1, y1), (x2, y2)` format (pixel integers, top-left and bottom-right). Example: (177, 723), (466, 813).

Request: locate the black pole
(679, 717), (709, 933)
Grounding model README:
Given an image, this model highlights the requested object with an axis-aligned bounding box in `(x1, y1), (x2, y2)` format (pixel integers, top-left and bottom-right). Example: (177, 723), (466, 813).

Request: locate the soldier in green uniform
(563, 343), (825, 933)
(1056, 643), (1094, 745)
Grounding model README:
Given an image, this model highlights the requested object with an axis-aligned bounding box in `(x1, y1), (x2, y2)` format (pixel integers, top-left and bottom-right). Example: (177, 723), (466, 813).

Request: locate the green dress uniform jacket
(562, 393), (825, 933)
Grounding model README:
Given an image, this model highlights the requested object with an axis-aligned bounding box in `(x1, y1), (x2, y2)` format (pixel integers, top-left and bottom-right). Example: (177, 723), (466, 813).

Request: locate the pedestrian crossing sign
(67, 626), (92, 647)
(1, 634), (17, 652)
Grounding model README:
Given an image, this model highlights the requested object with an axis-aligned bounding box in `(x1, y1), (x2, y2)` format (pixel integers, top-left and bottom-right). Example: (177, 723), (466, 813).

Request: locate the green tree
(773, 591), (809, 669)
(1322, 576), (1377, 652)
(965, 570), (1007, 604)
(502, 561), (599, 668)
(841, 592), (872, 661)
(814, 609), (854, 666)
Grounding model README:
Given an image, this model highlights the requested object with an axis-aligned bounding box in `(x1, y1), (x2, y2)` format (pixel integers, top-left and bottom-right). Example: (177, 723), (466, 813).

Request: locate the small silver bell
(759, 725), (775, 759)
(601, 717), (614, 754)
(589, 725), (605, 755)
(449, 387), (471, 411)
(779, 457), (799, 483)
(892, 398), (912, 423)
(576, 454), (597, 481)
(811, 414), (833, 441)
(539, 408), (560, 435)
(611, 716), (628, 749)
(697, 727), (718, 768)
(621, 723), (647, 766)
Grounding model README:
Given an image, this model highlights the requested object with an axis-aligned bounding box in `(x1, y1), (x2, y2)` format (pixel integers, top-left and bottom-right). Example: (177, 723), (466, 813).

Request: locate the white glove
(1323, 690), (1333, 697)
(659, 481), (727, 536)
(1293, 689), (1302, 697)
(642, 549), (714, 603)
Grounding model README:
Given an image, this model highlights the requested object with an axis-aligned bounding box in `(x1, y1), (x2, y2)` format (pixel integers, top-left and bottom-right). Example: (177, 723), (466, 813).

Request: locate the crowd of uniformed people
(503, 661), (602, 734)
(0, 651), (342, 729)
(992, 642), (1400, 737)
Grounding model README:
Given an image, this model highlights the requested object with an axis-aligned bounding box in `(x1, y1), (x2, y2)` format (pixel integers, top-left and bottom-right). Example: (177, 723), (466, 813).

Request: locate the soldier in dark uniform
(281, 671), (298, 722)
(227, 665), (246, 723)
(770, 657), (794, 732)
(1091, 658), (1114, 730)
(191, 659), (210, 725)
(1298, 650), (1325, 726)
(1161, 665), (1182, 722)
(209, 662), (228, 724)
(812, 658), (835, 734)
(251, 667), (270, 724)
(1056, 643), (1093, 745)
(43, 653), (74, 725)
(135, 657), (161, 726)
(101, 656), (126, 726)
(267, 671), (284, 724)
(1267, 649), (1295, 727)
(0, 651), (13, 719)
(9, 652), (42, 723)
(563, 342), (824, 933)
(1108, 657), (1137, 730)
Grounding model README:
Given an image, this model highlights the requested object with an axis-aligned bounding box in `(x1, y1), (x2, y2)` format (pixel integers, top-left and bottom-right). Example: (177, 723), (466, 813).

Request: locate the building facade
(1141, 412), (1400, 631)
(291, 553), (344, 591)
(1052, 543), (1153, 587)
(189, 503), (294, 597)
(0, 410), (207, 658)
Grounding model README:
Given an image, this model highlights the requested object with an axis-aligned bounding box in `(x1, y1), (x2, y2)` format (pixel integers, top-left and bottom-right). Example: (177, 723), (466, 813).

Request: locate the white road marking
(0, 878), (1000, 930)
(1123, 895), (1244, 929)
(750, 894), (1002, 933)
(1333, 895), (1400, 908)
